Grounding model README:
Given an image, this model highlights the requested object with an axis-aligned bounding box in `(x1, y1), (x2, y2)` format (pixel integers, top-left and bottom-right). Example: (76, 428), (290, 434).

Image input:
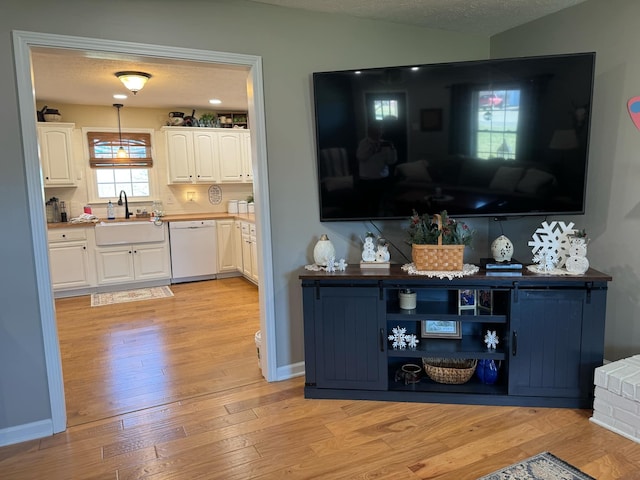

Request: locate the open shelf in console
(386, 337), (506, 360)
(388, 365), (508, 395)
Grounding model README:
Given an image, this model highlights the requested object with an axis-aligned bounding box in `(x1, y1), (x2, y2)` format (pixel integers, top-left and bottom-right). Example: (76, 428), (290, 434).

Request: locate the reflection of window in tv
(474, 88), (521, 160)
(373, 98), (398, 120)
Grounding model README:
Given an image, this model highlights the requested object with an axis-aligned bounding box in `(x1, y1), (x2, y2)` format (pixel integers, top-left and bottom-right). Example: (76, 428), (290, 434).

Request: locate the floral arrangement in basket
(406, 210), (474, 271)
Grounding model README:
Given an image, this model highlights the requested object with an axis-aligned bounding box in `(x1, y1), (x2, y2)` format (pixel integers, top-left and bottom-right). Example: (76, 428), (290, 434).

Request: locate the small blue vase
(477, 359), (499, 385)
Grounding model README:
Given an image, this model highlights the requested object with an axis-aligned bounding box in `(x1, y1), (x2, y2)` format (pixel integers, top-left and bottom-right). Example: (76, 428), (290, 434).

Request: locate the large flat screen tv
(313, 52), (595, 221)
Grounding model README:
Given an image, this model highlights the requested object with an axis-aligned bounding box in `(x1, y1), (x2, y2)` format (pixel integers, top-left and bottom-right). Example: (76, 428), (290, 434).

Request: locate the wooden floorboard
(1, 277), (640, 479)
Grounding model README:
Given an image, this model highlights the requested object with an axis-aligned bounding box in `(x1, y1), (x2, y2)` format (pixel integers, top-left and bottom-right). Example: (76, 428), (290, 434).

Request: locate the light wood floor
(1, 278), (640, 479)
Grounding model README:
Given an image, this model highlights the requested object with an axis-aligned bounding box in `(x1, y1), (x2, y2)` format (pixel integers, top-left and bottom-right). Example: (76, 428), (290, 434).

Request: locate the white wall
(0, 0), (489, 439)
(490, 0), (638, 361)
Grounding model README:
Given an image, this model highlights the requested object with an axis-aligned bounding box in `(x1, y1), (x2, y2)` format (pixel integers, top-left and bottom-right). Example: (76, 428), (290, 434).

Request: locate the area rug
(91, 286), (174, 306)
(477, 452), (594, 480)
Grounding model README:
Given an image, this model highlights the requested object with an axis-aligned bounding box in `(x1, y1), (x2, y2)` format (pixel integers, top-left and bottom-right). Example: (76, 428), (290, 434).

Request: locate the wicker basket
(422, 358), (477, 384)
(411, 214), (464, 271)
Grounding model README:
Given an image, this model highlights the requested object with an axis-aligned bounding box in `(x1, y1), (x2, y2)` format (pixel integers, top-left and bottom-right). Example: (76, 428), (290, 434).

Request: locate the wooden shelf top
(299, 264), (612, 284)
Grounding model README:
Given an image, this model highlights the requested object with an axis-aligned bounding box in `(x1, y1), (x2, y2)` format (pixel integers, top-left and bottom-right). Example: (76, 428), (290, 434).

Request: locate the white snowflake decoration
(388, 326), (419, 349)
(484, 330), (499, 349)
(406, 334), (420, 349)
(304, 258), (348, 272)
(528, 221), (575, 268)
(325, 255), (336, 273)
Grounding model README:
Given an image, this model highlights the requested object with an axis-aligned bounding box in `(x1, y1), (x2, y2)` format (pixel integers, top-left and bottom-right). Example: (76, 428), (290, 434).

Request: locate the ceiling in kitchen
(31, 0), (586, 111)
(31, 47), (251, 112)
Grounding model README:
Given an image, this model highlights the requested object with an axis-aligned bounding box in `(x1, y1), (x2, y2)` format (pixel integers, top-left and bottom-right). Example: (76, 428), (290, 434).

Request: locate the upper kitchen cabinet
(163, 127), (220, 184)
(218, 129), (252, 183)
(37, 123), (76, 187)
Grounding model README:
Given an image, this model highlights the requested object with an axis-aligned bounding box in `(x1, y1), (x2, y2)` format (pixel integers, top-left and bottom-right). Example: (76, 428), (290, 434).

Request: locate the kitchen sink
(94, 221), (165, 246)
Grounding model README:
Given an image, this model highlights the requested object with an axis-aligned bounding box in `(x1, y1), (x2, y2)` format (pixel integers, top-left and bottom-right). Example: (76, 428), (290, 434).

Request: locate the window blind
(87, 131), (153, 168)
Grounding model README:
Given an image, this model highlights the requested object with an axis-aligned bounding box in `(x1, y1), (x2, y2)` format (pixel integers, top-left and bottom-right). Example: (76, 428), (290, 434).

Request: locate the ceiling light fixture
(113, 103), (128, 158)
(115, 71), (151, 95)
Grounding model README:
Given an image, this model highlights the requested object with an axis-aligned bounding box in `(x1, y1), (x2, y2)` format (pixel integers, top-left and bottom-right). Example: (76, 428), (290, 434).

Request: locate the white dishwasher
(169, 220), (218, 283)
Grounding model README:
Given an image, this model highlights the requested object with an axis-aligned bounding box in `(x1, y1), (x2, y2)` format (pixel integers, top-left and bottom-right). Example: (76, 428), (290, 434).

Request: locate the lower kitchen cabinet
(300, 266), (611, 408)
(217, 219), (258, 282)
(95, 243), (170, 285)
(48, 227), (95, 295)
(240, 221), (258, 284)
(216, 219), (238, 273)
(234, 220), (244, 273)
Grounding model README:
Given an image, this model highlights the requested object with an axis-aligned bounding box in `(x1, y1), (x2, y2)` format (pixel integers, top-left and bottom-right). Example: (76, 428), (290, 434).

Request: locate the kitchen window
(83, 128), (156, 201)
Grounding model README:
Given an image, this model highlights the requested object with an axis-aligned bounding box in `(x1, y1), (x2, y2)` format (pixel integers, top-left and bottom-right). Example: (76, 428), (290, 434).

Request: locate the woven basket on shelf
(422, 358), (477, 384)
(411, 214), (464, 271)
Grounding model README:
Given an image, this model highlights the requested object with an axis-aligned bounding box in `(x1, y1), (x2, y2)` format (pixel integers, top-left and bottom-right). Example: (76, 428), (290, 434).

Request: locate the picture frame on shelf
(421, 320), (462, 339)
(478, 289), (493, 314)
(458, 289), (476, 315)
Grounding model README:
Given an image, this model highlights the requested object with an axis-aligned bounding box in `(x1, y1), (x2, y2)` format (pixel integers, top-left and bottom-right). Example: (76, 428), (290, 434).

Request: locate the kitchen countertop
(47, 212), (256, 228)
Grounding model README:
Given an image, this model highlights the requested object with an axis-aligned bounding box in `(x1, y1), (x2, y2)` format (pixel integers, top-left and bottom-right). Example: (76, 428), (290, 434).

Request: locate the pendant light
(115, 71), (151, 95)
(113, 103), (127, 159)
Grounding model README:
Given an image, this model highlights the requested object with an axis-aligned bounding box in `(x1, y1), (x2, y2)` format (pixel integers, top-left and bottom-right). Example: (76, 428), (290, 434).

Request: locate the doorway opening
(13, 30), (275, 434)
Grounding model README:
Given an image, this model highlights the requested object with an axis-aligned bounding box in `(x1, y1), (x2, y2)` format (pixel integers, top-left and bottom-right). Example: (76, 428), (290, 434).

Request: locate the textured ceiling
(248, 0), (588, 36)
(32, 0), (586, 112)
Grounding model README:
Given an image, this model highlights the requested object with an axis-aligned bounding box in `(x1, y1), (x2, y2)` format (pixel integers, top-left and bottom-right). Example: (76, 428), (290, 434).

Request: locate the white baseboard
(0, 419), (53, 447)
(276, 361), (305, 381)
(590, 417), (640, 444)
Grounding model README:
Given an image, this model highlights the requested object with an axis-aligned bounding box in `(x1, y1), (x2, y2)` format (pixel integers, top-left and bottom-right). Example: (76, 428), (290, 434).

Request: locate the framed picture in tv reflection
(420, 108), (443, 131)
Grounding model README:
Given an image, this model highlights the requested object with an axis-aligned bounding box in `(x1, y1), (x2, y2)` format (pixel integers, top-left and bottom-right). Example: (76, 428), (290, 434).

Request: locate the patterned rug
(477, 452), (594, 480)
(91, 286), (174, 307)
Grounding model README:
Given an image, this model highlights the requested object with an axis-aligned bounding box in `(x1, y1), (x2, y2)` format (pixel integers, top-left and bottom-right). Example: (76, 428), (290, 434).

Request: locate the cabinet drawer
(48, 228), (87, 243)
(249, 224), (257, 236)
(241, 222), (251, 234)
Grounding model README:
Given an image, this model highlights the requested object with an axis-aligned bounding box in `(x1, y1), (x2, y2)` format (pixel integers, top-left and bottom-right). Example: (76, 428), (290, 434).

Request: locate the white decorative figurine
(376, 242), (390, 262)
(388, 325), (419, 350)
(491, 235), (513, 262)
(529, 220), (575, 270)
(484, 330), (499, 349)
(313, 234), (336, 266)
(565, 230), (589, 274)
(361, 235), (376, 262)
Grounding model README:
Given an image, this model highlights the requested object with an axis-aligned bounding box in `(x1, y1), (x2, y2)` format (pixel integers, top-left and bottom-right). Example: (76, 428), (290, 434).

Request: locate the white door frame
(12, 30), (276, 434)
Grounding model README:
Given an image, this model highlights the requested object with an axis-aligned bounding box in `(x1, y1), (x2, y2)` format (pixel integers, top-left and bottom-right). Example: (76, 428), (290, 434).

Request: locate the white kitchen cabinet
(218, 130), (244, 182)
(240, 221), (258, 284)
(241, 130), (253, 182)
(38, 123), (76, 187)
(249, 222), (258, 283)
(164, 127), (219, 184)
(164, 127), (251, 185)
(218, 130), (253, 183)
(234, 220), (244, 273)
(216, 219), (238, 273)
(95, 242), (170, 285)
(48, 227), (94, 292)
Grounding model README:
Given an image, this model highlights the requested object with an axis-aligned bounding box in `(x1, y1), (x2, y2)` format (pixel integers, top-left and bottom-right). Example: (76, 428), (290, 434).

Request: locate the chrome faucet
(118, 190), (131, 219)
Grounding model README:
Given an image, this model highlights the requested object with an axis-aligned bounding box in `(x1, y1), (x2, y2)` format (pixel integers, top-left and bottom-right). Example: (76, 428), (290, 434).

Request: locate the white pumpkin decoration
(313, 234), (336, 266)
